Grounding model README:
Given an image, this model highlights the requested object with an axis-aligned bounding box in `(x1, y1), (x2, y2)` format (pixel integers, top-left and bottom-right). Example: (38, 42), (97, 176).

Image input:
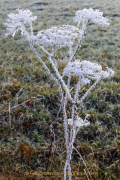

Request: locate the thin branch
(40, 46), (53, 57)
(0, 97), (43, 118)
(30, 21), (33, 37)
(59, 83), (72, 180)
(69, 77), (81, 159)
(84, 169), (90, 180)
(70, 20), (89, 62)
(65, 75), (71, 106)
(77, 77), (101, 105)
(9, 102), (11, 129)
(64, 161), (67, 180)
(73, 147), (91, 180)
(52, 45), (57, 67)
(56, 74), (71, 123)
(48, 57), (73, 103)
(30, 42), (59, 86)
(55, 102), (63, 123)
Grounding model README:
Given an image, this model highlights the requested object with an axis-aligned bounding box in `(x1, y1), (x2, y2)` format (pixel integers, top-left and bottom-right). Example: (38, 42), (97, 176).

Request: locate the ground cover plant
(0, 0), (120, 180)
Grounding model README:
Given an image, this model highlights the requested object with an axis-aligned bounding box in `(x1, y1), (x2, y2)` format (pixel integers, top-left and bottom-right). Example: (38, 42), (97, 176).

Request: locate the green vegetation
(0, 0), (120, 179)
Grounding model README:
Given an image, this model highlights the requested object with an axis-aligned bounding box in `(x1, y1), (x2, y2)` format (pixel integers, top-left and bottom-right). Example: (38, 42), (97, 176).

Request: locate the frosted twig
(73, 147), (91, 180)
(0, 97), (43, 118)
(30, 42), (59, 86)
(70, 20), (89, 62)
(15, 87), (23, 105)
(65, 75), (71, 106)
(77, 77), (101, 104)
(40, 46), (53, 57)
(9, 102), (11, 129)
(64, 161), (67, 180)
(52, 45), (57, 67)
(69, 77), (81, 159)
(84, 169), (89, 180)
(59, 84), (72, 180)
(48, 57), (73, 103)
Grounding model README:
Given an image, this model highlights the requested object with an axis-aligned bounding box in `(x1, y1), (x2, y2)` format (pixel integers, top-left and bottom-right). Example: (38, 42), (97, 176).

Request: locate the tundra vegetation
(0, 0), (120, 180)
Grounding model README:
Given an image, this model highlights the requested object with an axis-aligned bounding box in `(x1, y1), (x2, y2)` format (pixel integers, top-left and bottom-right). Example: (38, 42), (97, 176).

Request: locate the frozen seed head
(36, 25), (81, 46)
(74, 8), (110, 26)
(68, 116), (90, 128)
(63, 60), (114, 85)
(4, 9), (37, 37)
(102, 67), (114, 78)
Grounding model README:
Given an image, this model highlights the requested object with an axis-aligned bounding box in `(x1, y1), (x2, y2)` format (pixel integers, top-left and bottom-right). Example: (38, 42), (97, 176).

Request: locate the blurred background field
(0, 0), (120, 179)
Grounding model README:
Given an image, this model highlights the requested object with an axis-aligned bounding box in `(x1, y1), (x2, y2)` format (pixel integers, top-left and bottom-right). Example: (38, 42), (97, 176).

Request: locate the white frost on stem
(30, 42), (59, 86)
(59, 84), (72, 180)
(73, 147), (91, 180)
(70, 20), (89, 62)
(49, 57), (73, 103)
(69, 115), (90, 161)
(78, 67), (114, 104)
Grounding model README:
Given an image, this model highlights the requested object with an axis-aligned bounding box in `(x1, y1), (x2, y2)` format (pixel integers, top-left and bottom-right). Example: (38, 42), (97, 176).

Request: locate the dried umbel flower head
(68, 116), (90, 128)
(36, 25), (81, 47)
(74, 8), (110, 26)
(63, 60), (114, 85)
(4, 9), (37, 37)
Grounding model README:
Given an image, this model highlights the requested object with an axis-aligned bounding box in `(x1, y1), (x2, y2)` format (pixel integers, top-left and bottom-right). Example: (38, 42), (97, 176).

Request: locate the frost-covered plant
(4, 8), (114, 180)
(36, 25), (81, 47)
(63, 60), (114, 84)
(4, 9), (37, 38)
(74, 7), (110, 26)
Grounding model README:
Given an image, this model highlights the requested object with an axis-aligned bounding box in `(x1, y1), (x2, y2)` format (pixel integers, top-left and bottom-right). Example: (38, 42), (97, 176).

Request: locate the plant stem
(59, 85), (72, 180)
(40, 46), (53, 57)
(52, 45), (57, 67)
(73, 147), (91, 180)
(30, 42), (59, 86)
(77, 77), (101, 105)
(70, 20), (89, 62)
(69, 77), (81, 160)
(9, 102), (11, 129)
(48, 57), (73, 103)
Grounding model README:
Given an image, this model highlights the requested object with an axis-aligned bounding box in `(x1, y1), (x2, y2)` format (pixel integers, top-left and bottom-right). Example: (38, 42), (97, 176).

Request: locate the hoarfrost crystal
(74, 8), (110, 26)
(36, 25), (81, 46)
(63, 60), (114, 85)
(68, 116), (90, 128)
(4, 9), (37, 37)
